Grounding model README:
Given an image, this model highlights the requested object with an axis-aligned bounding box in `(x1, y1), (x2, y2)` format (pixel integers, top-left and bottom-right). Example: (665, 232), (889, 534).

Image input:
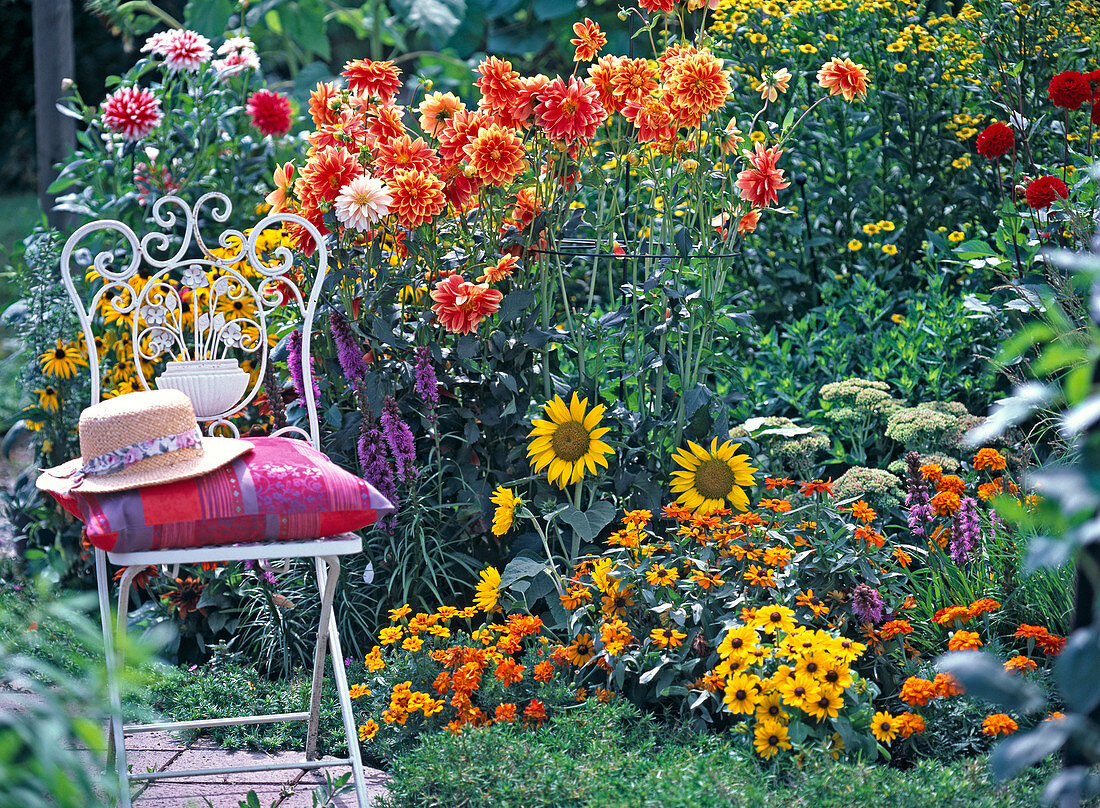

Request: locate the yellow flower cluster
(711, 610), (867, 758)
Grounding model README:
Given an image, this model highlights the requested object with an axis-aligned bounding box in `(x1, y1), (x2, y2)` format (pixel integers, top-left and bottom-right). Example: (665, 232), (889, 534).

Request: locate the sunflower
(490, 486), (522, 536)
(39, 339), (87, 379)
(474, 566), (502, 613)
(670, 438), (756, 512)
(527, 392), (614, 488)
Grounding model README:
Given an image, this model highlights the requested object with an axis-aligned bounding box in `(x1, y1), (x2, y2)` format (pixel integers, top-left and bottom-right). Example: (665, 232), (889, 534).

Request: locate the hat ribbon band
(77, 426), (204, 479)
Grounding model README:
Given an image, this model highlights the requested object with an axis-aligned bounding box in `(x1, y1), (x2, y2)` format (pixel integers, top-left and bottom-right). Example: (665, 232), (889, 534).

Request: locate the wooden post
(33, 0), (76, 229)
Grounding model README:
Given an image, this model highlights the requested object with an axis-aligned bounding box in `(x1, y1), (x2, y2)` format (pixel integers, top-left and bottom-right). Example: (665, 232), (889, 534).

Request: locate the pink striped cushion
(42, 436), (392, 553)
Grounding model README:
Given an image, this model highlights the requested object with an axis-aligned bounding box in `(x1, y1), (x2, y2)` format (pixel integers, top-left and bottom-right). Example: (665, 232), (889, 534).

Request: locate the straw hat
(37, 389), (252, 494)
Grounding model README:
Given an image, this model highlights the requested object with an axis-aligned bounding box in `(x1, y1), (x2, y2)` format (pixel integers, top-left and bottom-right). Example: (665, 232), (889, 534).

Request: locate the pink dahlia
(334, 175), (392, 231)
(735, 142), (790, 208)
(246, 89), (293, 136)
(102, 86), (164, 140)
(144, 29), (212, 72)
(534, 76), (607, 143)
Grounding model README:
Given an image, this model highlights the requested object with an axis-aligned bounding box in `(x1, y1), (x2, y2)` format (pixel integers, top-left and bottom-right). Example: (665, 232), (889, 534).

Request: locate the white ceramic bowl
(156, 359), (250, 418)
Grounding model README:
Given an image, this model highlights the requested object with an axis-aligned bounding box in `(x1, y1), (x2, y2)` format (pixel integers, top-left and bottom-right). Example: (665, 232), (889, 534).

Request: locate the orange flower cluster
(1013, 623), (1066, 656)
(932, 597), (1001, 627)
(899, 672), (965, 708)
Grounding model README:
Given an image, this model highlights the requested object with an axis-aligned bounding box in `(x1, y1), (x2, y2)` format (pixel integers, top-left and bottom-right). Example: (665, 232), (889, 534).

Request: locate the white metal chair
(58, 193), (373, 807)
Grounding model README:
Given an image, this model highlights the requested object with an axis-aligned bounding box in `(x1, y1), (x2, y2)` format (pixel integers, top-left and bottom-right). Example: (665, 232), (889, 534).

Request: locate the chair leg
(96, 549), (132, 808)
(305, 556), (340, 760)
(317, 557), (372, 808)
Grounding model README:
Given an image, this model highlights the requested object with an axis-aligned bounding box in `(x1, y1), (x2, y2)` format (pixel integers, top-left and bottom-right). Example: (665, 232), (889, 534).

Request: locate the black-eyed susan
(39, 339), (86, 379)
(474, 566), (502, 613)
(645, 564), (680, 586)
(670, 438), (756, 513)
(527, 392), (613, 488)
(804, 688), (843, 722)
(36, 387), (61, 412)
(649, 625), (687, 649)
(490, 486), (522, 535)
(723, 673), (761, 714)
(753, 719), (792, 759)
(753, 605), (796, 635)
(565, 632), (596, 665)
(871, 710), (900, 742)
(754, 690), (789, 724)
(777, 676), (820, 710)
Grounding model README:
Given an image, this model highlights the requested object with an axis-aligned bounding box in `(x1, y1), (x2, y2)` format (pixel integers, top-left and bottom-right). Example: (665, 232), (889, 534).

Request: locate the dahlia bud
(682, 159), (699, 171)
(617, 9), (629, 19)
(61, 77), (74, 90)
(422, 79), (434, 91)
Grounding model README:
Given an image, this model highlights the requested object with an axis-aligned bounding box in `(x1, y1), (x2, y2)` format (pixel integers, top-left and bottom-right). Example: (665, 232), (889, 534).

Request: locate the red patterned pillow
(40, 436), (392, 553)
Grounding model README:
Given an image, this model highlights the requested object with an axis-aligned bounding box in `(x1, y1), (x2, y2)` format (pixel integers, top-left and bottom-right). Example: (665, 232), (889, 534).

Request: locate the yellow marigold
(358, 720), (379, 741)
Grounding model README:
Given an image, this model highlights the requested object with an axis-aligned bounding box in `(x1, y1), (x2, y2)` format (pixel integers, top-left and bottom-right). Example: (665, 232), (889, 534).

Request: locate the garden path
(122, 730), (390, 807)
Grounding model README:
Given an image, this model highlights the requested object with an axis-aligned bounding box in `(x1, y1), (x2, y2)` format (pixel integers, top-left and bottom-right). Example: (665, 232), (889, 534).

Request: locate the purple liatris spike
(381, 396), (417, 483)
(358, 421), (397, 529)
(949, 496), (982, 564)
(904, 451), (933, 538)
(286, 330), (321, 407)
(329, 311), (369, 382)
(851, 583), (884, 624)
(413, 346), (439, 410)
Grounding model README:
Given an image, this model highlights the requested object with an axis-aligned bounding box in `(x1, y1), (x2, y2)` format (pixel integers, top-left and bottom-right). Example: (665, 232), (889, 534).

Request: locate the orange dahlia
(343, 59), (401, 103)
(430, 274), (503, 335)
(372, 135), (440, 180)
(437, 109), (489, 165)
(308, 81), (342, 127)
(512, 75), (552, 127)
(587, 55), (625, 112)
(366, 103), (408, 143)
(478, 255), (518, 283)
(738, 209), (761, 234)
(439, 161), (482, 210)
(418, 91), (465, 136)
(476, 56), (523, 116)
(609, 58), (659, 105)
(735, 142), (790, 208)
(464, 124), (525, 186)
(817, 57), (870, 102)
(299, 145), (362, 202)
(570, 18), (607, 62)
(534, 76), (607, 143)
(389, 169), (446, 229)
(666, 49), (729, 117)
(622, 94), (675, 143)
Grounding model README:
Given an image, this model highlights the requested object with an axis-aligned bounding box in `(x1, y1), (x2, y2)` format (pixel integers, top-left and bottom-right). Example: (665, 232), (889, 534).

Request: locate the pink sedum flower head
(334, 175), (393, 231)
(143, 29), (212, 72)
(102, 86), (164, 140)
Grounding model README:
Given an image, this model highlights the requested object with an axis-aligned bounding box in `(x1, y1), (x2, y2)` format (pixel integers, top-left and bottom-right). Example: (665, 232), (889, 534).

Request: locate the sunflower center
(693, 458), (735, 499)
(551, 420), (591, 462)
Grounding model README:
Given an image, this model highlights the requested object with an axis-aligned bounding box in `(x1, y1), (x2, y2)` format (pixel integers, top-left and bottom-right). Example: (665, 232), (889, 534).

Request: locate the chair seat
(106, 532), (363, 567)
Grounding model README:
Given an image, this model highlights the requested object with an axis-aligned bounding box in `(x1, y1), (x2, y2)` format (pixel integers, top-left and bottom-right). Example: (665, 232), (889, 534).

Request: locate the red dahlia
(102, 86), (163, 140)
(246, 89), (293, 136)
(1048, 70), (1091, 110)
(1024, 175), (1069, 210)
(975, 122), (1014, 158)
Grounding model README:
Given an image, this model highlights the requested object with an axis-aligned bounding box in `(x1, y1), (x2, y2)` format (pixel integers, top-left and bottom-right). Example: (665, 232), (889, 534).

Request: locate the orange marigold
(899, 676), (937, 707)
(972, 448), (1007, 471)
(936, 475), (966, 495)
(1014, 624), (1049, 640)
(919, 463), (942, 482)
(429, 274), (503, 335)
(523, 698), (548, 725)
(570, 18), (607, 62)
(816, 57), (870, 102)
(342, 58), (401, 103)
(665, 49), (730, 117)
(494, 702), (517, 723)
(1004, 655), (1037, 673)
(879, 619), (913, 640)
(897, 712), (926, 738)
(464, 124), (525, 186)
(968, 598), (1001, 616)
(981, 713), (1018, 736)
(494, 658), (525, 686)
(930, 490), (961, 516)
(533, 660), (555, 683)
(389, 168), (446, 229)
(977, 479), (1003, 501)
(933, 672), (965, 697)
(947, 630), (982, 651)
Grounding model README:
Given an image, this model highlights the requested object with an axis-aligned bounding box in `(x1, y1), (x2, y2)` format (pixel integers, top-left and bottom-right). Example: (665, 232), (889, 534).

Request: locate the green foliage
(0, 581), (154, 808)
(379, 698), (1057, 808)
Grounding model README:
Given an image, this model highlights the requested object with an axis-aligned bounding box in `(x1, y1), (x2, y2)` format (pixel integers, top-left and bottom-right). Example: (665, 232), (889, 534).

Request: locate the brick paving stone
(287, 764), (390, 807)
(148, 748), (312, 784)
(133, 781), (290, 808)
